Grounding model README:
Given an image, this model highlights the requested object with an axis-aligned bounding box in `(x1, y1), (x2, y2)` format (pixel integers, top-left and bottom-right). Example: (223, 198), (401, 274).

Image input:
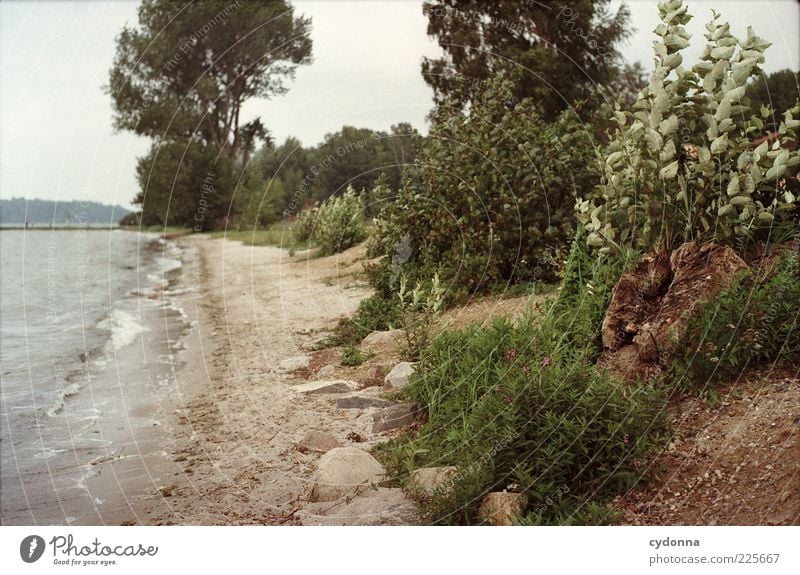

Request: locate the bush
(340, 346), (374, 366)
(312, 185), (367, 256)
(320, 292), (400, 348)
(294, 205), (317, 242)
(381, 306), (666, 525)
(396, 273), (445, 360)
(671, 244), (800, 391)
(369, 73), (598, 294)
(578, 0), (799, 255)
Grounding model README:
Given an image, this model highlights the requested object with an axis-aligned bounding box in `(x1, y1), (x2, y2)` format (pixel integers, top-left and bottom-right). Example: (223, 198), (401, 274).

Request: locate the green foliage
(555, 225), (640, 353)
(370, 74), (598, 295)
(321, 293), (400, 348)
(671, 245), (800, 390)
(421, 0), (637, 120)
(108, 0), (310, 160)
(134, 139), (231, 229)
(310, 185), (367, 256)
(108, 1), (312, 228)
(340, 346), (374, 366)
(396, 273), (446, 360)
(293, 205), (317, 242)
(747, 69), (800, 130)
(382, 305), (666, 525)
(578, 1), (799, 254)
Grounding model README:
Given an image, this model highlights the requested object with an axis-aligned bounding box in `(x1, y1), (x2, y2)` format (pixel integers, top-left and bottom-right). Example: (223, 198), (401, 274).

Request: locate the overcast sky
(1, 1), (798, 208)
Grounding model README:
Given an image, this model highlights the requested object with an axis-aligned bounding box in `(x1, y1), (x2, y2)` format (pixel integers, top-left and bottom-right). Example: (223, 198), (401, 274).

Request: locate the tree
(134, 138), (231, 230)
(420, 0), (635, 120)
(108, 0), (311, 163)
(746, 69), (800, 130)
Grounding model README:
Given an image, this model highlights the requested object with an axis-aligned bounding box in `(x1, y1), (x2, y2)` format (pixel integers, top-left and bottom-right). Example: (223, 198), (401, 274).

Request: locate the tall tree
(108, 0), (312, 163)
(421, 0), (634, 119)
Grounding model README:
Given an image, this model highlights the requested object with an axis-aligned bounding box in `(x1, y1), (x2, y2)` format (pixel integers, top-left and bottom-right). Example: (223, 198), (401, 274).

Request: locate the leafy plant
(578, 0), (799, 254)
(340, 346), (375, 366)
(397, 273), (446, 360)
(670, 246), (800, 391)
(294, 205), (318, 242)
(370, 73), (599, 294)
(381, 305), (666, 525)
(311, 185), (367, 256)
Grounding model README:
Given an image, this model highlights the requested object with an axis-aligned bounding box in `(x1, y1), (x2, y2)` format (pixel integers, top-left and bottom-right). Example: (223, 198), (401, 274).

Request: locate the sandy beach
(118, 234), (383, 525)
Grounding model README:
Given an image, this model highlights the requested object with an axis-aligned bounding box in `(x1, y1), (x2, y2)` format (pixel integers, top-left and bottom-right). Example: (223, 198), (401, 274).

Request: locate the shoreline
(127, 234), (376, 525)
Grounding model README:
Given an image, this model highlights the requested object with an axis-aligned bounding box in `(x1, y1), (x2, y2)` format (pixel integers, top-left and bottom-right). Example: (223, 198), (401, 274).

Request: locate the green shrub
(671, 244), (800, 391)
(397, 273), (445, 360)
(311, 185), (367, 256)
(294, 205), (317, 242)
(381, 307), (667, 525)
(578, 0), (799, 254)
(340, 346), (374, 366)
(320, 292), (400, 348)
(369, 73), (598, 294)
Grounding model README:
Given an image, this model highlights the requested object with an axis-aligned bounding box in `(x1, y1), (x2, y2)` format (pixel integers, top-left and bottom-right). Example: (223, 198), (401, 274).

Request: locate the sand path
(141, 235), (374, 524)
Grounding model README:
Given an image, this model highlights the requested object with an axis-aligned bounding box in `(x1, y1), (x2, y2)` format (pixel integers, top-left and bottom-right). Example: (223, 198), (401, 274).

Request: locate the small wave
(97, 309), (149, 352)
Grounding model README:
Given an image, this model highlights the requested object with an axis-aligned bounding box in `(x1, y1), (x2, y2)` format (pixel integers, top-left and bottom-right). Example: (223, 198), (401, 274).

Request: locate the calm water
(0, 229), (191, 524)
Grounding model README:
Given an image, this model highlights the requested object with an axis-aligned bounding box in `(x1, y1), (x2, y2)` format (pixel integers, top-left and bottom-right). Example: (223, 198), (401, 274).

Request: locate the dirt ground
(615, 365), (799, 526)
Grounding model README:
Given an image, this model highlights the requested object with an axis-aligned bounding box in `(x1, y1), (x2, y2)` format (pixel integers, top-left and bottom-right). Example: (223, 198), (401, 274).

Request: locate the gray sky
(1, 1), (798, 208)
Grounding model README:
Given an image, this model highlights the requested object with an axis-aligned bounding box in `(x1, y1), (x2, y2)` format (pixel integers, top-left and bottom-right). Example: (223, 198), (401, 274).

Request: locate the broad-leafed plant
(577, 0), (799, 254)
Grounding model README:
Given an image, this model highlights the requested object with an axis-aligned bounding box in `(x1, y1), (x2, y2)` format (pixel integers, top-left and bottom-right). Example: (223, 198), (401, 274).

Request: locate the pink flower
(542, 356), (551, 368)
(634, 459), (641, 471)
(504, 347), (518, 364)
(523, 365), (531, 377)
(623, 434), (630, 445)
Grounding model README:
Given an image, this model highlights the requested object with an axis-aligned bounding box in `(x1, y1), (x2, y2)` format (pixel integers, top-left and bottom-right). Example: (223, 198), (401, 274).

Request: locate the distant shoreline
(0, 224), (123, 230)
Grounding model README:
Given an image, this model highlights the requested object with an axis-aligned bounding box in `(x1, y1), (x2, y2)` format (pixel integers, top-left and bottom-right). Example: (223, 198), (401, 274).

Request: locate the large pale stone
(408, 466), (458, 497)
(384, 362), (416, 388)
(310, 447), (386, 502)
(477, 492), (527, 526)
(277, 355), (311, 372)
(297, 487), (418, 526)
(292, 380), (356, 395)
(360, 329), (405, 353)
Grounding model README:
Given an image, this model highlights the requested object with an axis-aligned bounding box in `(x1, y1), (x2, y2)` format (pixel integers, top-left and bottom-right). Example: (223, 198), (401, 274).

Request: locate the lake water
(0, 229), (192, 524)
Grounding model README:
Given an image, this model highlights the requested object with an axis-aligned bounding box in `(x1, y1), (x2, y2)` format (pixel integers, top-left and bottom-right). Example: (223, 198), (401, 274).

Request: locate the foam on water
(97, 309), (149, 352)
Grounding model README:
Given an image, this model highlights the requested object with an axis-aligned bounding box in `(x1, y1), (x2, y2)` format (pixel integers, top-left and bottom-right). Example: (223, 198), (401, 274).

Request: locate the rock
(297, 487), (418, 526)
(297, 431), (341, 454)
(366, 364), (388, 383)
(477, 492), (527, 526)
(408, 466), (457, 497)
(372, 403), (418, 433)
(336, 395), (395, 409)
(317, 364), (337, 378)
(277, 355), (311, 372)
(360, 329), (405, 353)
(292, 380), (356, 395)
(310, 447), (386, 502)
(384, 362), (416, 388)
(600, 242), (748, 382)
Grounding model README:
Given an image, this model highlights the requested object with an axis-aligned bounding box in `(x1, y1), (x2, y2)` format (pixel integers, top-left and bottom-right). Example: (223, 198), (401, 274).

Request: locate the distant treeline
(123, 123), (419, 230)
(0, 198), (131, 225)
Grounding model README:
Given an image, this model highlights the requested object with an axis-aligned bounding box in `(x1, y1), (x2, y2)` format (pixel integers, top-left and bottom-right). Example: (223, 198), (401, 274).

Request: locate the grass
(208, 221), (310, 252)
(373, 231), (668, 525)
(120, 225), (191, 235)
